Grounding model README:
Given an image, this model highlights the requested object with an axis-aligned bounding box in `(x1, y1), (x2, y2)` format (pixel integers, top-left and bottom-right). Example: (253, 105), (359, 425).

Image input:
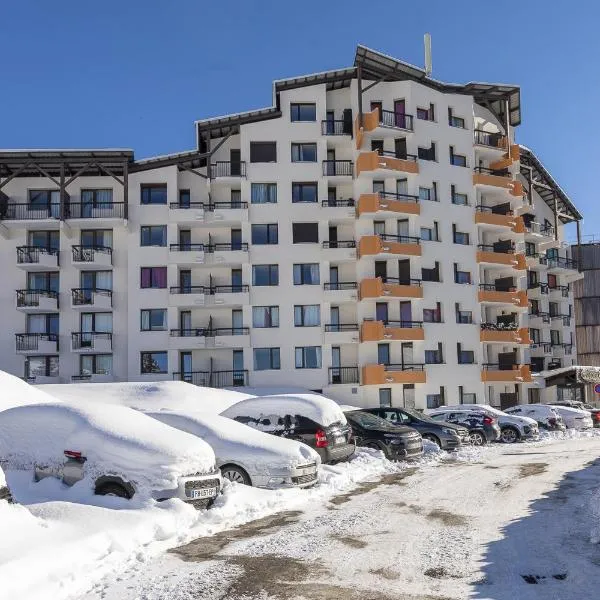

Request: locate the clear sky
(1, 0), (596, 237)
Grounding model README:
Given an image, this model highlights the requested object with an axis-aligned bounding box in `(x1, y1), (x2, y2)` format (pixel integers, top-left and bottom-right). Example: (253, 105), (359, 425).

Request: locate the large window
(418, 143), (436, 161)
(290, 103), (316, 122)
(251, 224), (278, 245)
(291, 143), (317, 162)
(293, 263), (320, 285)
(252, 306), (279, 328)
(140, 225), (167, 247)
(294, 305), (320, 327)
(140, 351), (168, 374)
(251, 183), (277, 204)
(250, 142), (277, 163)
(254, 347), (280, 370)
(141, 184), (167, 205)
(252, 264), (279, 286)
(27, 313), (59, 334)
(295, 346), (322, 369)
(29, 189), (59, 208)
(26, 355), (58, 378)
(81, 229), (112, 248)
(449, 146), (467, 167)
(28, 271), (59, 292)
(379, 388), (392, 408)
(140, 267), (167, 289)
(82, 189), (113, 207)
(292, 182), (318, 203)
(80, 354), (112, 375)
(29, 230), (60, 250)
(457, 344), (475, 364)
(451, 185), (468, 206)
(140, 309), (167, 331)
(453, 225), (470, 245)
(292, 222), (319, 243)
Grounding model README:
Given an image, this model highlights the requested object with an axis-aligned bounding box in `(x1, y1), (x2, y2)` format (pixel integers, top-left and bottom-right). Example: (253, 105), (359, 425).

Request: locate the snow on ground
(0, 370), (56, 411)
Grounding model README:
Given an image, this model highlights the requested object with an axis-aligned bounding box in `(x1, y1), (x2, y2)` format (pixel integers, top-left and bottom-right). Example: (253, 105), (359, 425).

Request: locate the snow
(0, 465), (5, 490)
(338, 404), (361, 412)
(0, 370), (56, 412)
(221, 394), (348, 428)
(0, 402), (216, 493)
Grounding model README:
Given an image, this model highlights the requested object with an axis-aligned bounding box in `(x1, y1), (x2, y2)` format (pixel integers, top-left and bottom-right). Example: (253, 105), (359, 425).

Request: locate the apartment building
(0, 46), (583, 409)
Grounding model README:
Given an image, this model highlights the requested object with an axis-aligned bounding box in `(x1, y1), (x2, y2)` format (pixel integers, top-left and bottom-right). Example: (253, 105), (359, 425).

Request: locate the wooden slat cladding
(575, 326), (600, 355)
(572, 244), (600, 272)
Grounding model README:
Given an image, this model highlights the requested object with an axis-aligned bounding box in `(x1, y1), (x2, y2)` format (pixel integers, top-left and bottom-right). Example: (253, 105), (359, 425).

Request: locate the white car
(504, 404), (566, 431)
(147, 410), (321, 488)
(0, 402), (222, 507)
(545, 405), (593, 430)
(441, 404), (539, 443)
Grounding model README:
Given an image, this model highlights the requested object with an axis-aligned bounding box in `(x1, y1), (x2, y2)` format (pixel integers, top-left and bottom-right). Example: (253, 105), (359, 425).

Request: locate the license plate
(334, 436), (345, 445)
(191, 487), (217, 499)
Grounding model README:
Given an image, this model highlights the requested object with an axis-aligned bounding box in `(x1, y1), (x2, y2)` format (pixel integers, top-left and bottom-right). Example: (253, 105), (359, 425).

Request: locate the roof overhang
(196, 107), (281, 141)
(131, 149), (209, 173)
(535, 366), (600, 386)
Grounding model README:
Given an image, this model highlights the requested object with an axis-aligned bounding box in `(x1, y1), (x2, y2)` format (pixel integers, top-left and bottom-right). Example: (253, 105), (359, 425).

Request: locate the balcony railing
(66, 202), (125, 219)
(173, 369), (248, 387)
(322, 160), (353, 176)
(71, 332), (112, 349)
(170, 327), (249, 337)
(71, 288), (112, 305)
(551, 314), (572, 326)
(169, 243), (248, 252)
(377, 150), (418, 162)
(16, 246), (59, 264)
(473, 166), (510, 177)
(328, 366), (359, 384)
(531, 342), (552, 352)
(72, 245), (112, 262)
(324, 323), (359, 332)
(16, 289), (59, 307)
(378, 233), (421, 245)
(473, 129), (504, 148)
(479, 283), (517, 292)
(170, 243), (205, 252)
(15, 332), (58, 351)
(529, 310), (551, 323)
(169, 201), (248, 210)
(321, 120), (351, 136)
(323, 281), (357, 291)
(322, 240), (356, 249)
(1, 203), (60, 220)
(482, 363), (518, 371)
(382, 320), (424, 329)
(475, 204), (513, 216)
(321, 198), (355, 207)
(169, 284), (249, 295)
(480, 322), (517, 331)
(379, 191), (419, 203)
(477, 243), (515, 254)
(210, 161), (246, 178)
(381, 276), (423, 287)
(549, 285), (570, 297)
(525, 222), (555, 237)
(379, 110), (414, 131)
(381, 363), (426, 372)
(527, 282), (549, 294)
(547, 256), (578, 270)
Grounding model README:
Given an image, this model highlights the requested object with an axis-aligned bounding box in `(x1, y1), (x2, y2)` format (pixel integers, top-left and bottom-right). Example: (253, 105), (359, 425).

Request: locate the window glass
(141, 185), (167, 205)
(458, 350), (475, 364)
(292, 222), (319, 243)
(251, 183), (277, 204)
(140, 267), (167, 289)
(291, 103), (316, 122)
(456, 271), (471, 284)
(250, 142), (277, 163)
(140, 225), (167, 247)
(454, 231), (469, 245)
(293, 263), (320, 285)
(141, 309), (167, 331)
(252, 306), (279, 328)
(425, 349), (442, 364)
(292, 182), (318, 203)
(254, 348), (280, 370)
(418, 187), (431, 201)
(426, 394), (442, 409)
(141, 351), (168, 374)
(252, 265), (279, 286)
(421, 227), (433, 241)
(294, 305), (321, 327)
(452, 192), (468, 205)
(178, 189), (191, 207)
(291, 143), (317, 162)
(27, 356), (59, 377)
(251, 224), (278, 244)
(295, 346), (322, 369)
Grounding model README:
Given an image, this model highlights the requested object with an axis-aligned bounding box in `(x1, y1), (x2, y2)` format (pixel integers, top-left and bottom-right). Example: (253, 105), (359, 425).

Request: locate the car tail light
(594, 413), (600, 421)
(483, 416), (494, 425)
(315, 429), (329, 448)
(64, 450), (82, 459)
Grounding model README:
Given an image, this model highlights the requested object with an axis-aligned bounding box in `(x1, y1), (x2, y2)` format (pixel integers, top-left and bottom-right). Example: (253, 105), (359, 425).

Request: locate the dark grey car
(428, 409), (501, 445)
(364, 407), (470, 450)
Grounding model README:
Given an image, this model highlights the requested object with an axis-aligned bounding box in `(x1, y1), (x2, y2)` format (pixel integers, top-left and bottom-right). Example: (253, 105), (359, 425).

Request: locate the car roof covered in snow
(0, 402), (216, 490)
(545, 404), (588, 415)
(145, 410), (319, 468)
(0, 370), (56, 412)
(221, 394), (347, 427)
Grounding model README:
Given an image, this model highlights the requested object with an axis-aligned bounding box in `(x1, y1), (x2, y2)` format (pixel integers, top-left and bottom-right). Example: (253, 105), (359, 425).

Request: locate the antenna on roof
(424, 33), (432, 77)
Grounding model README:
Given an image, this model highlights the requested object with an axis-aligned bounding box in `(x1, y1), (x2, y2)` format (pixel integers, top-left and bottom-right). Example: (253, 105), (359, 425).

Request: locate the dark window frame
(141, 184), (167, 205)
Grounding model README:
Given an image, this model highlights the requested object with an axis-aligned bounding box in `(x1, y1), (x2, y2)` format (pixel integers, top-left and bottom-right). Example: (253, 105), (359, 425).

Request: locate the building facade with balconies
(0, 46), (583, 409)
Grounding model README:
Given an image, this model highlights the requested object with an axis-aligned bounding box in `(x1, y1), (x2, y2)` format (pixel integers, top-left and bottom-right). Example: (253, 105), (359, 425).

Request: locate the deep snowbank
(0, 370), (56, 411)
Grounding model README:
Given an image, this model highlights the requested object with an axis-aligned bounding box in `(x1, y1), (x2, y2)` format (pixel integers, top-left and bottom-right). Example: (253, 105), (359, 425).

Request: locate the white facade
(0, 47), (582, 409)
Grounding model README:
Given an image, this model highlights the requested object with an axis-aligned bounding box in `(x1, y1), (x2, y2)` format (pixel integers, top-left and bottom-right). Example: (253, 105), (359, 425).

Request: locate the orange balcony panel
(357, 193), (420, 217)
(380, 155), (419, 174)
(481, 364), (533, 383)
(356, 151), (379, 175)
(478, 289), (528, 307)
(361, 321), (425, 342)
(512, 216), (525, 234)
(359, 277), (384, 299)
(359, 235), (421, 258)
(476, 251), (519, 267)
(473, 172), (513, 189)
(362, 364), (427, 385)
(359, 278), (423, 300)
(513, 254), (527, 270)
(490, 146), (520, 171)
(510, 181), (524, 197)
(474, 212), (514, 229)
(356, 151), (419, 176)
(480, 327), (532, 344)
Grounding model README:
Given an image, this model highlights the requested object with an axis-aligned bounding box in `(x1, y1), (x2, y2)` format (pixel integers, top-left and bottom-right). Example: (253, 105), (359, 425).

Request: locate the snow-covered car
(0, 465), (11, 502)
(545, 405), (593, 430)
(503, 404), (565, 431)
(221, 394), (355, 464)
(426, 408), (501, 445)
(0, 369), (56, 412)
(146, 410), (321, 489)
(549, 401), (600, 428)
(0, 403), (222, 507)
(441, 404), (539, 443)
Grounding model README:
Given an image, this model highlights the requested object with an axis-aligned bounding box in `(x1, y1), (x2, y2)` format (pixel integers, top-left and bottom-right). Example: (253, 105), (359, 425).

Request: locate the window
(80, 354), (112, 375)
(425, 348), (443, 364)
(420, 226), (437, 241)
(140, 351), (168, 374)
(293, 263), (320, 285)
(250, 142), (277, 163)
(525, 242), (537, 257)
(251, 183), (277, 204)
(549, 302), (559, 317)
(547, 274), (557, 289)
(461, 392), (477, 404)
(448, 109), (465, 128)
(449, 146), (467, 167)
(418, 143), (436, 161)
(254, 347), (280, 370)
(140, 309), (167, 331)
(252, 306), (279, 328)
(379, 388), (392, 408)
(454, 264), (471, 284)
(292, 222), (319, 243)
(550, 330), (561, 345)
(451, 185), (468, 205)
(419, 186), (437, 202)
(178, 189), (191, 208)
(291, 143), (317, 162)
(28, 271), (59, 292)
(26, 355), (59, 378)
(252, 264), (279, 286)
(530, 299), (540, 315)
(29, 230), (60, 250)
(295, 346), (322, 369)
(292, 182), (318, 203)
(456, 303), (473, 324)
(453, 225), (470, 245)
(140, 267), (167, 289)
(141, 184), (167, 205)
(290, 103), (316, 122)
(422, 263), (441, 282)
(80, 229), (112, 248)
(530, 328), (540, 344)
(26, 313), (59, 335)
(251, 224), (278, 245)
(29, 189), (59, 208)
(417, 104), (435, 121)
(457, 344), (475, 364)
(140, 225), (167, 247)
(423, 303), (442, 323)
(294, 305), (320, 327)
(426, 394), (442, 409)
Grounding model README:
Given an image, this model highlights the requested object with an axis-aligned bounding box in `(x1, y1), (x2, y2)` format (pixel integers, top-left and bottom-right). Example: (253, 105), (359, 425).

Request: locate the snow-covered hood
(146, 410), (320, 470)
(550, 405), (592, 421)
(0, 403), (216, 491)
(497, 413), (537, 428)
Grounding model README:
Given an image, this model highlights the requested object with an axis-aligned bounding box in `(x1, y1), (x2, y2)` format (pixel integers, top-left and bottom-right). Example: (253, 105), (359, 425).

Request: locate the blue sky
(0, 0), (596, 237)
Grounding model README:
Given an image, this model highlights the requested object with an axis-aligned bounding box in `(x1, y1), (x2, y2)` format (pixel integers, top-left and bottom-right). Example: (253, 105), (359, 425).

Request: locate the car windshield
(347, 411), (393, 430)
(401, 407), (438, 424)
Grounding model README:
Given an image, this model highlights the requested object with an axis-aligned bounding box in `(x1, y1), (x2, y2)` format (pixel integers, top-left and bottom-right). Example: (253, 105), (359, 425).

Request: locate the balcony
(71, 246), (113, 268)
(481, 364), (533, 383)
(359, 234), (421, 258)
(65, 202), (125, 221)
(527, 281), (549, 296)
(355, 108), (414, 137)
(169, 327), (250, 350)
(323, 281), (358, 303)
(547, 256), (578, 272)
(530, 341), (552, 354)
(473, 167), (523, 197)
(524, 222), (555, 239)
(474, 206), (524, 233)
(549, 284), (570, 298)
(322, 240), (356, 261)
(479, 324), (531, 344)
(476, 244), (526, 270)
(15, 333), (59, 354)
(320, 199), (356, 219)
(210, 161), (246, 178)
(322, 160), (353, 178)
(169, 243), (249, 267)
(478, 284), (528, 308)
(1, 203), (60, 224)
(16, 246), (59, 270)
(525, 252), (548, 269)
(328, 366), (360, 385)
(361, 320), (425, 342)
(71, 332), (113, 353)
(173, 369), (249, 388)
(357, 192), (420, 217)
(362, 363), (426, 385)
(473, 129), (507, 150)
(168, 201), (248, 225)
(550, 314), (572, 327)
(169, 285), (250, 308)
(356, 151), (419, 176)
(529, 310), (551, 324)
(71, 288), (112, 310)
(360, 277), (423, 300)
(321, 120), (352, 137)
(323, 323), (359, 345)
(16, 289), (59, 312)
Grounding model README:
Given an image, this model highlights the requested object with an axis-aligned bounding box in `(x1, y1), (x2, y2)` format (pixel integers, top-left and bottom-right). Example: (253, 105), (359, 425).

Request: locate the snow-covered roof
(535, 366), (600, 384)
(0, 370), (56, 412)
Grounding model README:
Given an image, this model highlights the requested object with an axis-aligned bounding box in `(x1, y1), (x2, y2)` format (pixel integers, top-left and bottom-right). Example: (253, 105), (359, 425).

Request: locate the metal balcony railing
(170, 327), (250, 337)
(378, 233), (421, 244)
(547, 256), (578, 270)
(324, 323), (359, 332)
(378, 110), (414, 131)
(480, 322), (518, 331)
(473, 166), (510, 177)
(378, 191), (419, 203)
(168, 201), (248, 210)
(381, 363), (426, 372)
(321, 198), (355, 207)
(322, 240), (356, 249)
(376, 150), (418, 162)
(479, 283), (517, 292)
(323, 281), (357, 291)
(16, 289), (59, 307)
(328, 366), (359, 384)
(321, 120), (351, 136)
(1, 203), (60, 220)
(322, 160), (353, 176)
(16, 246), (59, 264)
(381, 276), (422, 287)
(71, 332), (112, 350)
(66, 202), (125, 219)
(477, 243), (515, 254)
(72, 245), (112, 262)
(169, 285), (249, 295)
(210, 161), (246, 178)
(173, 370), (248, 387)
(473, 129), (504, 148)
(71, 288), (112, 306)
(475, 204), (513, 216)
(382, 320), (424, 329)
(15, 332), (58, 351)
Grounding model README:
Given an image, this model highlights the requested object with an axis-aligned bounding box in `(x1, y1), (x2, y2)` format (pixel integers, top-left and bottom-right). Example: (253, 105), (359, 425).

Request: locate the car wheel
(422, 433), (441, 447)
(365, 441), (389, 457)
(470, 431), (487, 446)
(221, 465), (251, 486)
(500, 427), (520, 444)
(95, 482), (131, 499)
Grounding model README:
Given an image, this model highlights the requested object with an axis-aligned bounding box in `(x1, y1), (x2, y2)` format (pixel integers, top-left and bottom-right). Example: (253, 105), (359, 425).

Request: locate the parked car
(426, 409), (501, 445)
(343, 410), (423, 460)
(440, 404), (539, 444)
(221, 395), (355, 464)
(0, 466), (11, 502)
(549, 401), (600, 427)
(0, 403), (222, 508)
(146, 410), (320, 489)
(504, 404), (566, 431)
(545, 405), (593, 430)
(361, 407), (470, 450)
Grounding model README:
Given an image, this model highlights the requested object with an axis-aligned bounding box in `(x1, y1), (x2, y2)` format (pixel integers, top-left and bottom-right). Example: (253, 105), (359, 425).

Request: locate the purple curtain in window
(141, 268), (151, 288)
(154, 267), (167, 288)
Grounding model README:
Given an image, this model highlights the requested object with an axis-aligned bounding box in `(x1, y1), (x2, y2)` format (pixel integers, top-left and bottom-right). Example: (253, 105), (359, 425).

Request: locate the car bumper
(440, 436), (463, 450)
(155, 471), (223, 508)
(487, 426), (502, 442)
(521, 428), (539, 440)
(318, 441), (355, 464)
(389, 440), (424, 460)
